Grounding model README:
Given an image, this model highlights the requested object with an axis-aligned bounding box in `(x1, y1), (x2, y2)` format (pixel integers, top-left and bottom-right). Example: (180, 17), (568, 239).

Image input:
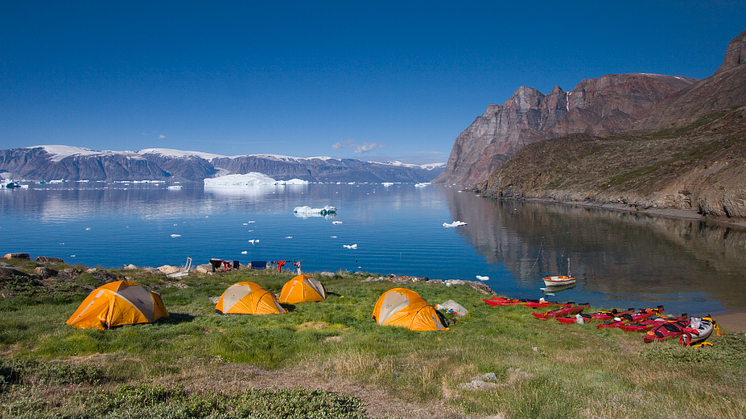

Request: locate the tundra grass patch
(1, 263), (746, 418)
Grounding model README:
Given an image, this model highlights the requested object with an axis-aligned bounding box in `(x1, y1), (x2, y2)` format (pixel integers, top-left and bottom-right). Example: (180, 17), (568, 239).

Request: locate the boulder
(4, 253), (30, 260)
(90, 270), (125, 284)
(34, 267), (58, 279)
(157, 265), (181, 275)
(57, 268), (81, 281)
(0, 267), (30, 281)
(36, 256), (64, 263)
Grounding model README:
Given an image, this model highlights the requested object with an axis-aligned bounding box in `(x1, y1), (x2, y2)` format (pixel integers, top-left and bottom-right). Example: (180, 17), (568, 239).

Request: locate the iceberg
(277, 178), (309, 185)
(293, 205), (336, 217)
(204, 173), (277, 187)
(343, 244), (358, 249)
(443, 221), (467, 228)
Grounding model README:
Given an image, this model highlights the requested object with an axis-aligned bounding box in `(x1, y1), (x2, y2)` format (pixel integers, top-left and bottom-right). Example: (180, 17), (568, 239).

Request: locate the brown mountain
(433, 74), (696, 186)
(634, 29), (746, 131)
(477, 28), (746, 220)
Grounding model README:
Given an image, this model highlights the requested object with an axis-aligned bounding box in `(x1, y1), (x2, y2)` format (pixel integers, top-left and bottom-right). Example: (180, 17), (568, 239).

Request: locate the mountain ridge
(0, 145), (445, 183)
(475, 28), (746, 220)
(433, 73), (697, 186)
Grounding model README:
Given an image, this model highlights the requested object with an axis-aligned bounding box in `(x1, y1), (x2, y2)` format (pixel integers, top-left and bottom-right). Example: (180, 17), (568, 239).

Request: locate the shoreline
(474, 193), (746, 230)
(710, 309), (746, 334)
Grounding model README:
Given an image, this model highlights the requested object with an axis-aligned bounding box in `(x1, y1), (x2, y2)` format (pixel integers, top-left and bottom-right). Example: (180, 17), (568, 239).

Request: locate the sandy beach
(713, 311), (746, 334)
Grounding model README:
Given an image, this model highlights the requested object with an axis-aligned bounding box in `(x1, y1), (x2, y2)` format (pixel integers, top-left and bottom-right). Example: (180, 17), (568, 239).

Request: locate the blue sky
(1, 1), (744, 164)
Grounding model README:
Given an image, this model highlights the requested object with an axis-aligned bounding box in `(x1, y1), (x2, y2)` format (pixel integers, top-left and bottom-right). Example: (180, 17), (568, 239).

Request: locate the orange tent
(278, 274), (326, 304)
(215, 282), (287, 315)
(371, 288), (449, 331)
(67, 280), (169, 330)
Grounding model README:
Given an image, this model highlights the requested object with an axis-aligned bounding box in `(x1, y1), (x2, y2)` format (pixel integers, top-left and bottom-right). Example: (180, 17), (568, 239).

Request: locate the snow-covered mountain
(0, 145), (445, 183)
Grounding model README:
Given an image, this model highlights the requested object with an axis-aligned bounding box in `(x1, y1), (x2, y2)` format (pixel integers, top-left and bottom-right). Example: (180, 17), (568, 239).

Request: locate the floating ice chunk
(249, 239), (259, 245)
(443, 221), (467, 228)
(168, 185), (183, 190)
(85, 227), (91, 231)
(275, 178), (309, 185)
(330, 236), (337, 238)
(476, 275), (489, 281)
(241, 251), (248, 254)
(343, 244), (358, 249)
(171, 234), (181, 238)
(293, 206), (336, 215)
(415, 182), (429, 187)
(332, 221), (343, 225)
(286, 236), (292, 239)
(382, 182), (393, 187)
(247, 221), (255, 223)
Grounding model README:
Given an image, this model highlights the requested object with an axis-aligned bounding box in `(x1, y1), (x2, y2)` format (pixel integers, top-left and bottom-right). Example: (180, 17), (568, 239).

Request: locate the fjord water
(2, 183), (745, 316)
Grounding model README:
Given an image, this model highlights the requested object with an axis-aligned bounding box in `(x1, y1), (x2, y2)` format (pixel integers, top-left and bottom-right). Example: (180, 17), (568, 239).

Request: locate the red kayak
(643, 320), (690, 343)
(589, 308), (636, 321)
(618, 314), (688, 332)
(596, 306), (664, 329)
(532, 303), (589, 320)
(555, 313), (595, 324)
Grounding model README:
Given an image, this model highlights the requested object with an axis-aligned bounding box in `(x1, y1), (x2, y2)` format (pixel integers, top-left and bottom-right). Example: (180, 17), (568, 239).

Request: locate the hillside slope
(477, 106), (746, 218)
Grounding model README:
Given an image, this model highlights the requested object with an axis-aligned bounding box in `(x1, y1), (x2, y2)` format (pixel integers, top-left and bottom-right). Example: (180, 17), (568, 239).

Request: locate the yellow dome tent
(371, 288), (449, 331)
(67, 280), (169, 330)
(215, 281), (287, 315)
(278, 274), (327, 304)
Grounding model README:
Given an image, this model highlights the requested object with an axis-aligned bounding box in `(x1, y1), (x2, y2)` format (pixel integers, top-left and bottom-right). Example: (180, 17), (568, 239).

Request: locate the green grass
(1, 261), (746, 418)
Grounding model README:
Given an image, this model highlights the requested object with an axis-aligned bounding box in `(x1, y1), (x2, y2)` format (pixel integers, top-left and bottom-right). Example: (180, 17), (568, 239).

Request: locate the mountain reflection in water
(2, 183), (745, 315)
(441, 186), (746, 315)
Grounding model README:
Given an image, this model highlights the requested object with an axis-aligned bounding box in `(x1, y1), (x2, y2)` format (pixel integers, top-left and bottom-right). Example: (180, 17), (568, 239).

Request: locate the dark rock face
(716, 28), (746, 75)
(0, 267), (30, 281)
(434, 74), (697, 186)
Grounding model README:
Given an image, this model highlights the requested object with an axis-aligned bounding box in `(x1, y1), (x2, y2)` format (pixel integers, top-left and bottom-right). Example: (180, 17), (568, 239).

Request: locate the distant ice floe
(248, 239), (259, 245)
(382, 182), (394, 187)
(332, 221), (343, 225)
(241, 251), (248, 254)
(415, 182), (429, 187)
(171, 234), (181, 238)
(167, 185), (183, 190)
(204, 173), (277, 187)
(203, 173), (309, 187)
(476, 275), (489, 281)
(443, 221), (467, 228)
(343, 244), (358, 249)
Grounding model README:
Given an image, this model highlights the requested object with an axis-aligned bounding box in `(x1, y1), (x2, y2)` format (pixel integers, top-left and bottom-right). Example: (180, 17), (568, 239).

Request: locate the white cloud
(355, 142), (386, 153)
(333, 139), (386, 154)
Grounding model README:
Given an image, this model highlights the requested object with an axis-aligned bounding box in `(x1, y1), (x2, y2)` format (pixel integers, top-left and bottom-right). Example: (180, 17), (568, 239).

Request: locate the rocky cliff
(477, 28), (746, 220)
(0, 146), (444, 183)
(433, 74), (696, 186)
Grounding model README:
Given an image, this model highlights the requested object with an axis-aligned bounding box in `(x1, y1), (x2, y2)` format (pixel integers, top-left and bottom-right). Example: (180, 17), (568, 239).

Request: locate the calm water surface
(2, 182), (745, 316)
